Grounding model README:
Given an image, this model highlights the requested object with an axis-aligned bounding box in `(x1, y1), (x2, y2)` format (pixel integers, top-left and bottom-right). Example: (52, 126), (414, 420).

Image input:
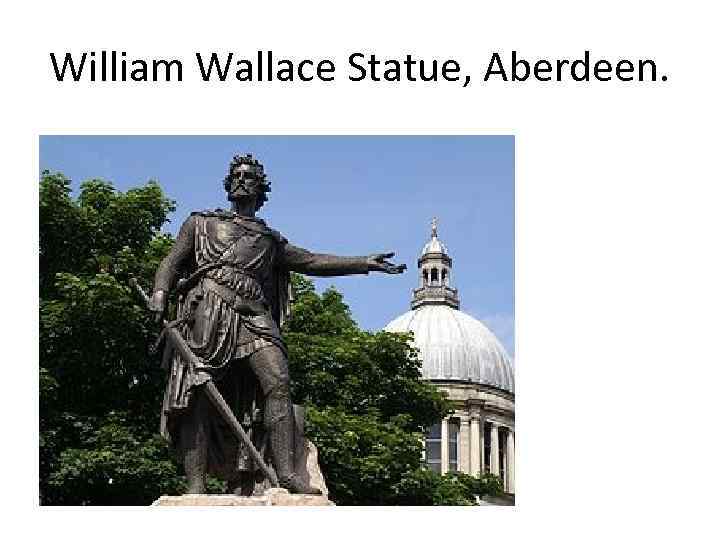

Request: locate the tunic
(153, 209), (370, 446)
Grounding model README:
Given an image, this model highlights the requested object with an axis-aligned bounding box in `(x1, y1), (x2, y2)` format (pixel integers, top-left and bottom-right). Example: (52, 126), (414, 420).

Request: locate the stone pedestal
(153, 488), (334, 506)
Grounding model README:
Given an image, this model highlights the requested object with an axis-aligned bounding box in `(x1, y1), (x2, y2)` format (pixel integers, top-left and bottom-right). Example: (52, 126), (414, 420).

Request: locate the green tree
(39, 171), (503, 505)
(39, 170), (183, 505)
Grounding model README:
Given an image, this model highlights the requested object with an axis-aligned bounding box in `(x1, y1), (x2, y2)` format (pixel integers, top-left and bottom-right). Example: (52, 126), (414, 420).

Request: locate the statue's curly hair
(223, 153), (271, 210)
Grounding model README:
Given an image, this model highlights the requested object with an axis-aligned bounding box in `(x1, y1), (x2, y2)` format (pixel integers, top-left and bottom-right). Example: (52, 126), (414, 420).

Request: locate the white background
(2, 0), (719, 538)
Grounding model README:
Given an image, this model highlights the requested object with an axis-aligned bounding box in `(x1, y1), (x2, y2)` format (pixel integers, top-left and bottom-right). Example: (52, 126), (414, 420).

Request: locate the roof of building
(421, 236), (449, 256)
(385, 305), (514, 392)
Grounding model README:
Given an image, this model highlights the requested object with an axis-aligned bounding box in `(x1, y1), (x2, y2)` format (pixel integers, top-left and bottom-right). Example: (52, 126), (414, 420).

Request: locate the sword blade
(203, 380), (279, 487)
(162, 322), (280, 488)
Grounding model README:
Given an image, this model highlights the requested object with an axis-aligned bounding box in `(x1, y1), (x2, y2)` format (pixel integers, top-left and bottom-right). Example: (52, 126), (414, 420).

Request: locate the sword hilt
(129, 277), (165, 353)
(129, 277), (152, 309)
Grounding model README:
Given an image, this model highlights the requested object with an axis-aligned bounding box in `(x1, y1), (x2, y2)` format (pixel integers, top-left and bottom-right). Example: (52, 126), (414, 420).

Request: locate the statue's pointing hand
(367, 252), (407, 274)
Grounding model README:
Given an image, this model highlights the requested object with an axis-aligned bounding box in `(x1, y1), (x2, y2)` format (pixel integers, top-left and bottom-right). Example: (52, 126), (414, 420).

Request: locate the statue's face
(228, 164), (261, 199)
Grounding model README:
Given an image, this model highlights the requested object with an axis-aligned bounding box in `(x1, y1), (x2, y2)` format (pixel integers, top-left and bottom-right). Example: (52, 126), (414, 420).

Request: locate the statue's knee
(266, 372), (290, 399)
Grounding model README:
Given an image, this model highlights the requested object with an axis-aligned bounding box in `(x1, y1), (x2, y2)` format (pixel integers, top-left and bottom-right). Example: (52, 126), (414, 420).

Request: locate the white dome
(385, 305), (514, 393)
(421, 237), (448, 256)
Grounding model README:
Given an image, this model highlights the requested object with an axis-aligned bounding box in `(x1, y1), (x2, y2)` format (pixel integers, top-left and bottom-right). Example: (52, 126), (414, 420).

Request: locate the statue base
(152, 488), (334, 506)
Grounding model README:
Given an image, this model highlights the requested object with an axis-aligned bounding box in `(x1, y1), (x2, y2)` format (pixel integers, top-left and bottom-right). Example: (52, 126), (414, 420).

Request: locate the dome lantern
(412, 217), (459, 310)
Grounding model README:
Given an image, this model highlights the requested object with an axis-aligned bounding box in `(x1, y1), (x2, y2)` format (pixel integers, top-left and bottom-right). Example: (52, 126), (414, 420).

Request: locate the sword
(130, 277), (279, 488)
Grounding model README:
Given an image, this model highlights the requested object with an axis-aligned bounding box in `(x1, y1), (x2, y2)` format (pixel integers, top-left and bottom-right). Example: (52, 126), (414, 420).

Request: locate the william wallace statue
(148, 154), (406, 495)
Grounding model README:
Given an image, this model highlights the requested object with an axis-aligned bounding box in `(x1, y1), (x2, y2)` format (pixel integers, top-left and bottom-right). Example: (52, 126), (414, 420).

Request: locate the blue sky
(39, 135), (514, 353)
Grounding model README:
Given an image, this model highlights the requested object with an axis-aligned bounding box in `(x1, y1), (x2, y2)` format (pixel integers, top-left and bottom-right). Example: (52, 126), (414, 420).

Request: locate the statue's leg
(179, 390), (210, 494)
(247, 346), (321, 495)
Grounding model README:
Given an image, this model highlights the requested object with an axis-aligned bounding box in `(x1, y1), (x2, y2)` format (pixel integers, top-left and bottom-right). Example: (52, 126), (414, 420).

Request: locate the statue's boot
(267, 395), (322, 495)
(278, 472), (322, 495)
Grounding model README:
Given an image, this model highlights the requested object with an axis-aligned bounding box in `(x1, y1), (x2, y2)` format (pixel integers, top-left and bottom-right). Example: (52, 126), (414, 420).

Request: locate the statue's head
(223, 153), (271, 210)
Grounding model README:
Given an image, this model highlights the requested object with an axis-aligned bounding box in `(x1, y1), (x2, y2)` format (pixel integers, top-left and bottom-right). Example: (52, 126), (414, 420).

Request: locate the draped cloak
(153, 209), (369, 479)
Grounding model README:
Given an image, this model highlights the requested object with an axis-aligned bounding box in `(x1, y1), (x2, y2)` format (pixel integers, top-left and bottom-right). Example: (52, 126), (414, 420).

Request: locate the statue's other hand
(148, 290), (168, 322)
(367, 252), (407, 274)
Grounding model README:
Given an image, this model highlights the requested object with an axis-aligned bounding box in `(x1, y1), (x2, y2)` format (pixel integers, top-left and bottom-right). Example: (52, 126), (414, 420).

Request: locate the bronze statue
(147, 154), (406, 495)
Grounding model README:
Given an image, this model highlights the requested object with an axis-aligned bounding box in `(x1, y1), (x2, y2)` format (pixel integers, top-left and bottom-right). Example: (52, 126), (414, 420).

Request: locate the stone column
(470, 416), (482, 475)
(490, 422), (500, 476)
(441, 417), (449, 474)
(459, 417), (471, 473)
(506, 430), (515, 493)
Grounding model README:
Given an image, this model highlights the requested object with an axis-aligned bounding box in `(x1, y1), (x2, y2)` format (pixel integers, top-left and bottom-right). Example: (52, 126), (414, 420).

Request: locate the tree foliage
(39, 171), (180, 505)
(39, 170), (502, 505)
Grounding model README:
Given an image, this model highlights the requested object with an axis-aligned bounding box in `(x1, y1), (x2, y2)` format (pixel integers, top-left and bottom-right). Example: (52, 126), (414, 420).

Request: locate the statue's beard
(228, 176), (264, 197)
(228, 190), (261, 214)
(228, 185), (251, 200)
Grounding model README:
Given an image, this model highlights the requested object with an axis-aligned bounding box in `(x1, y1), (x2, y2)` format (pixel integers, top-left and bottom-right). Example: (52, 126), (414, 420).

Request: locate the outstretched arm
(281, 243), (406, 276)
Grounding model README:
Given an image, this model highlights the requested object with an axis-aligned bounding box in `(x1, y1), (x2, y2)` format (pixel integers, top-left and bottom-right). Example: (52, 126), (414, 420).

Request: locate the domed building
(385, 219), (515, 493)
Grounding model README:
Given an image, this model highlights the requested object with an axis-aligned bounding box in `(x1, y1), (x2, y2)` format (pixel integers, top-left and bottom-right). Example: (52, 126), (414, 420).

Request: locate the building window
(483, 423), (492, 474)
(430, 267), (439, 284)
(425, 420), (460, 473)
(499, 429), (506, 490)
(441, 268), (448, 285)
(425, 423), (441, 473)
(422, 269), (428, 285)
(448, 419), (459, 471)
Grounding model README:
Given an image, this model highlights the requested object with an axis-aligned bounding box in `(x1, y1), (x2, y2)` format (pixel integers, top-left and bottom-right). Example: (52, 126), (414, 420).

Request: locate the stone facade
(435, 382), (515, 493)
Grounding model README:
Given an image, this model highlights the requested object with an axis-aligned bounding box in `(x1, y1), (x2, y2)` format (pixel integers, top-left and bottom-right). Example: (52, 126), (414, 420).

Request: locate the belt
(175, 261), (247, 295)
(203, 277), (267, 316)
